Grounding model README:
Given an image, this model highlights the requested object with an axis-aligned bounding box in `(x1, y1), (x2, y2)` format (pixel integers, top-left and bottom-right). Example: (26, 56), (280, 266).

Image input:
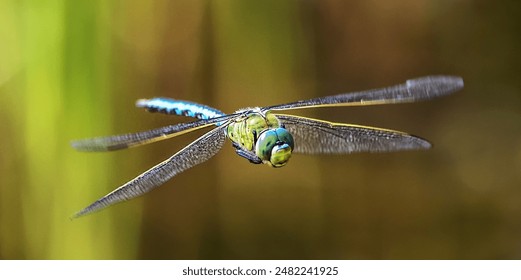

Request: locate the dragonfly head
(255, 127), (294, 168)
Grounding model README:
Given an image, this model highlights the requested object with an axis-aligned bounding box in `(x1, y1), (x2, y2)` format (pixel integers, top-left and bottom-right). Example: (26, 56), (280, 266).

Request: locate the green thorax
(227, 109), (294, 167)
(227, 109), (280, 151)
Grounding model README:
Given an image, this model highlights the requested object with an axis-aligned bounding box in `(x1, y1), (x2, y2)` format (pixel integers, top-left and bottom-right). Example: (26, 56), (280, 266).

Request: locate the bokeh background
(1, 0), (520, 259)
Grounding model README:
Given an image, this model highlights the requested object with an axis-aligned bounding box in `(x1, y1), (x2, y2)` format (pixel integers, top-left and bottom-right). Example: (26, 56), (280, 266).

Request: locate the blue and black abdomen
(136, 98), (224, 120)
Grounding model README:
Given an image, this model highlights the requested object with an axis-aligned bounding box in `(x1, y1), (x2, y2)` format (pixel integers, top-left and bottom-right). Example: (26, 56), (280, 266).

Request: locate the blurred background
(1, 0), (520, 259)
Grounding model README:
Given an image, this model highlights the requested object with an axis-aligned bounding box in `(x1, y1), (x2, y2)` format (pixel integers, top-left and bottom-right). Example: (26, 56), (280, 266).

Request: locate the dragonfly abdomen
(136, 98), (224, 120)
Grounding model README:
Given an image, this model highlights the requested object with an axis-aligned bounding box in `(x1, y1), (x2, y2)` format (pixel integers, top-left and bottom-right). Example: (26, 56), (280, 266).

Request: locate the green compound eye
(274, 127), (294, 150)
(255, 128), (294, 167)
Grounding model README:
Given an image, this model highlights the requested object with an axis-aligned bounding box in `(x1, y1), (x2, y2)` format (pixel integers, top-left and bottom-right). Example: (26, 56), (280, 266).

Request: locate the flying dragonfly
(71, 75), (463, 218)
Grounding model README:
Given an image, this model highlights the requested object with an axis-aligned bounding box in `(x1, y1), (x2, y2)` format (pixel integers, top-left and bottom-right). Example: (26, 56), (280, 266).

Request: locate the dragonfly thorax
(227, 109), (294, 167)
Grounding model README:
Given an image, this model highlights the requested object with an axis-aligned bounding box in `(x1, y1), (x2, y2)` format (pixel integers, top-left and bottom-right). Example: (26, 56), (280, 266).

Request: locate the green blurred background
(1, 0), (520, 259)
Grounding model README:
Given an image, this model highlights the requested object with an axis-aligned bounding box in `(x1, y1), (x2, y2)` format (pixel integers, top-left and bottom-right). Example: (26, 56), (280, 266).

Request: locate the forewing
(266, 76), (463, 111)
(71, 114), (235, 152)
(277, 114), (431, 154)
(72, 126), (227, 218)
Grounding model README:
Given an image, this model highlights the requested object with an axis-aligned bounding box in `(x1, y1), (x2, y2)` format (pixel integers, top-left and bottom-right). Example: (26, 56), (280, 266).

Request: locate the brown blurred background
(1, 0), (520, 259)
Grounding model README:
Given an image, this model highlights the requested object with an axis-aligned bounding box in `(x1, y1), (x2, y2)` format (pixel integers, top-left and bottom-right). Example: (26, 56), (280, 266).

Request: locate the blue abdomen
(136, 98), (224, 120)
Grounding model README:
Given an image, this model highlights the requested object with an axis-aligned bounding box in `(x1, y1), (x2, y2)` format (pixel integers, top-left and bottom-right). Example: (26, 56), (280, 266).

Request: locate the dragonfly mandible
(71, 75), (463, 218)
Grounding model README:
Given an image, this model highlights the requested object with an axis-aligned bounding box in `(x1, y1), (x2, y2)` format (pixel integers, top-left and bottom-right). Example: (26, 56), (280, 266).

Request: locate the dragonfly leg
(232, 143), (262, 164)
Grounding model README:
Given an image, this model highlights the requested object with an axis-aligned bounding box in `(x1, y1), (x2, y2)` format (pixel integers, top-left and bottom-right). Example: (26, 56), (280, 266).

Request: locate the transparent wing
(71, 114), (236, 152)
(276, 114), (431, 154)
(72, 126), (227, 218)
(265, 76), (463, 111)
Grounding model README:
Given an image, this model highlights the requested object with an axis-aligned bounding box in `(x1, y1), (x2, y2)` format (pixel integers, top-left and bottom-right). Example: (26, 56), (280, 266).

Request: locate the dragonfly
(71, 75), (463, 218)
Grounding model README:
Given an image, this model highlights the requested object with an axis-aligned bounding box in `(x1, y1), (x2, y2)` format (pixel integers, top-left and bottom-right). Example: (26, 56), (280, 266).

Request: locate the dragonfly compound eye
(255, 128), (294, 167)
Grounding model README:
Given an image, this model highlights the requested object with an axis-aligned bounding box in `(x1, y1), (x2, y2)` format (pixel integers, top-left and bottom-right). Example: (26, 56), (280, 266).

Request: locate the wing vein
(276, 114), (431, 154)
(71, 114), (236, 152)
(266, 76), (463, 111)
(72, 126), (227, 218)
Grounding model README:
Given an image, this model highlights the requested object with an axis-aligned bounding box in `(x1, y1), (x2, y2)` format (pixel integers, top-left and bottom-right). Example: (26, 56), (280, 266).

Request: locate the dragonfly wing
(71, 114), (235, 152)
(72, 126), (227, 218)
(276, 114), (431, 154)
(266, 76), (463, 111)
